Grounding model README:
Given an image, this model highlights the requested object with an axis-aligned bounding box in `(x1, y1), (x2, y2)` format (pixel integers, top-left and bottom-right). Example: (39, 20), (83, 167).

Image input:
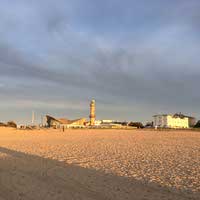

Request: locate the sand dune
(0, 127), (199, 200)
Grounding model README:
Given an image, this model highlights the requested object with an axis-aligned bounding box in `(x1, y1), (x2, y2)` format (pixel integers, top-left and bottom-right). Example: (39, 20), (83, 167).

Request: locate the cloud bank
(0, 0), (200, 123)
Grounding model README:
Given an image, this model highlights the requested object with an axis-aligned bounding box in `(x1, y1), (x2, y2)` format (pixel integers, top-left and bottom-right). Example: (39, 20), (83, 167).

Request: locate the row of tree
(0, 121), (17, 128)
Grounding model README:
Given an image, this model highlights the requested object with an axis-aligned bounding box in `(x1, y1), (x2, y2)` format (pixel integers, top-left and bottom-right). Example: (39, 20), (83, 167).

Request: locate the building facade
(153, 114), (189, 129)
(187, 116), (196, 128)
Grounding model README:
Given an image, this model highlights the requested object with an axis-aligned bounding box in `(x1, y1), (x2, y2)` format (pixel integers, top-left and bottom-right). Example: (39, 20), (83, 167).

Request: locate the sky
(0, 0), (200, 124)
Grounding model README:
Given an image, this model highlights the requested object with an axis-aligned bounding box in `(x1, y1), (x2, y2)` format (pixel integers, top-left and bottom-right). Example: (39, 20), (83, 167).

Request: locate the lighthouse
(90, 100), (96, 126)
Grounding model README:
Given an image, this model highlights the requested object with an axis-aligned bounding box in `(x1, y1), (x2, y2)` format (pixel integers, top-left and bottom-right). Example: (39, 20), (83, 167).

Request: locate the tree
(0, 122), (6, 127)
(7, 121), (17, 128)
(128, 122), (144, 129)
(194, 120), (200, 128)
(145, 122), (153, 128)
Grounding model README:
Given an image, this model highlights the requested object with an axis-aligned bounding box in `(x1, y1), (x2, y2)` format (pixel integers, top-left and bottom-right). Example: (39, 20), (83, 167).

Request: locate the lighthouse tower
(90, 100), (96, 126)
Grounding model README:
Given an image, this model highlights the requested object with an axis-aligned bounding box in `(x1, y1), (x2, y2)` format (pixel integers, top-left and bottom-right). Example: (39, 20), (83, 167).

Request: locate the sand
(0, 127), (199, 200)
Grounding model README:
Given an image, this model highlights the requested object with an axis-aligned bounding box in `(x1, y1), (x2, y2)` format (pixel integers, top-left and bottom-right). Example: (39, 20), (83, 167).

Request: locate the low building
(98, 123), (123, 129)
(46, 115), (86, 129)
(153, 114), (189, 129)
(101, 120), (115, 124)
(94, 120), (102, 126)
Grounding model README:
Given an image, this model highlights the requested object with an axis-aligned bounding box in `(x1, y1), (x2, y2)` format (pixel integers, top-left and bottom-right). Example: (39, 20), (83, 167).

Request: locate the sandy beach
(0, 127), (199, 200)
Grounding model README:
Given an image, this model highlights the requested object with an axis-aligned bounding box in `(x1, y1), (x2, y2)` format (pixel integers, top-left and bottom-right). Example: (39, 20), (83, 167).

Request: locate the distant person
(62, 126), (65, 132)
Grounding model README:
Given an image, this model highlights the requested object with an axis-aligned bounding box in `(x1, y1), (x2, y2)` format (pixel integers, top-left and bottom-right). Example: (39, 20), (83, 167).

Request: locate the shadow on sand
(0, 146), (198, 200)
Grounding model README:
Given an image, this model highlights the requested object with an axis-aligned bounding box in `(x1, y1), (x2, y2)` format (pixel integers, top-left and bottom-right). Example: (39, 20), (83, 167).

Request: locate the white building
(153, 114), (189, 129)
(94, 120), (102, 126)
(101, 120), (115, 124)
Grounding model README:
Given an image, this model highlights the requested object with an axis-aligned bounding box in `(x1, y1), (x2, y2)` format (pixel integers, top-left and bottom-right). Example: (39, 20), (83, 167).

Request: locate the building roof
(153, 113), (195, 119)
(153, 114), (169, 117)
(46, 115), (86, 125)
